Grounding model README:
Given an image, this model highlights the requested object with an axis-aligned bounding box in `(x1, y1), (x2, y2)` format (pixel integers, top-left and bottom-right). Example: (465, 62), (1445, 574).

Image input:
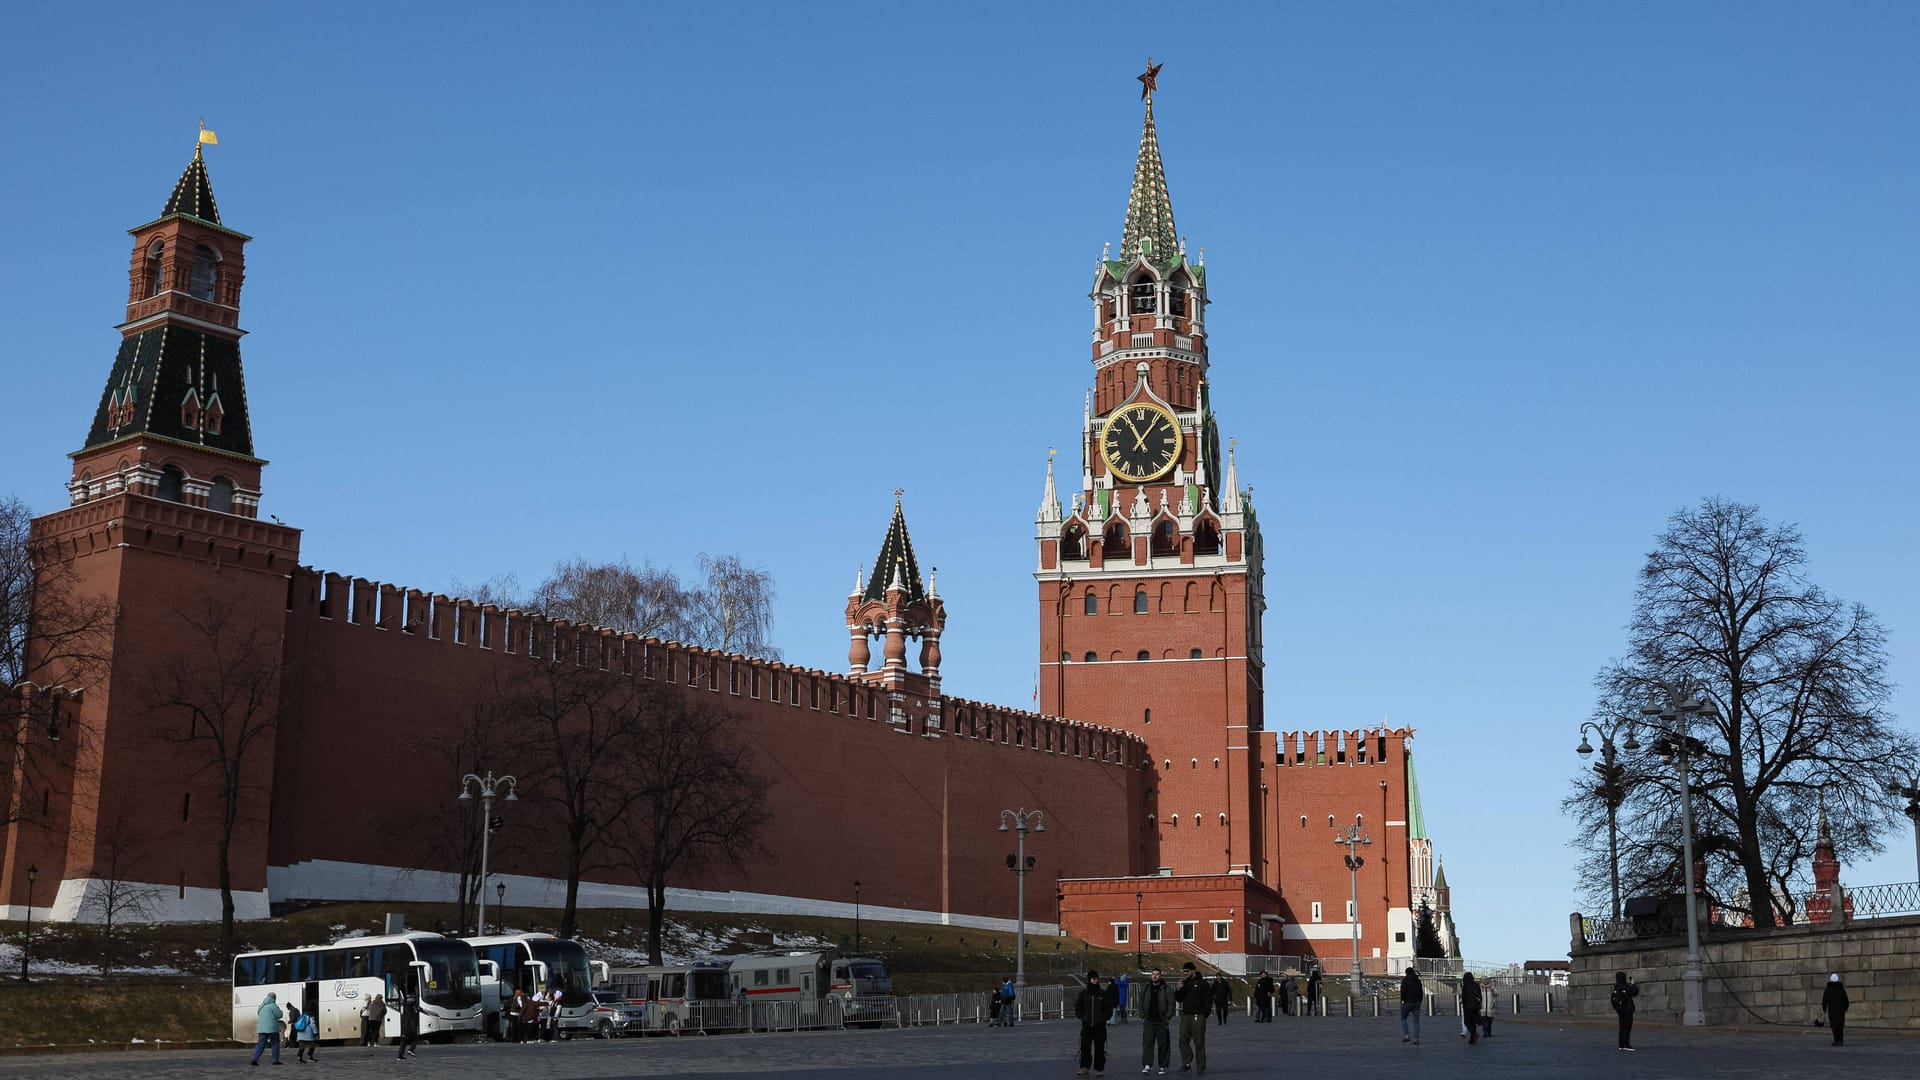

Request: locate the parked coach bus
(462, 933), (602, 1039)
(231, 933), (483, 1044)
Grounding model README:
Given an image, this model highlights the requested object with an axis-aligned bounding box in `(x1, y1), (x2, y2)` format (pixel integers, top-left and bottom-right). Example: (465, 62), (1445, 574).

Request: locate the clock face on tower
(1101, 402), (1183, 483)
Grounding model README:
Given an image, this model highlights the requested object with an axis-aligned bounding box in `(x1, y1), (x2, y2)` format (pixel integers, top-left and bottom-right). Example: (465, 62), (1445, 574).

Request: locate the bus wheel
(666, 1016), (683, 1036)
(595, 1019), (614, 1040)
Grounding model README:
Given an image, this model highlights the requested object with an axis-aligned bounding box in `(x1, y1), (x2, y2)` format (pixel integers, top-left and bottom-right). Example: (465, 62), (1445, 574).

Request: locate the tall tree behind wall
(0, 494), (112, 828)
(1591, 497), (1917, 927)
(494, 554), (783, 661)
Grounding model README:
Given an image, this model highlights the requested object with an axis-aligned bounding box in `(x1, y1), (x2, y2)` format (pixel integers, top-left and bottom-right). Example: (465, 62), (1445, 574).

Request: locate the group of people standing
(249, 988), (419, 1065)
(1073, 962), (1236, 1076)
(503, 986), (569, 1043)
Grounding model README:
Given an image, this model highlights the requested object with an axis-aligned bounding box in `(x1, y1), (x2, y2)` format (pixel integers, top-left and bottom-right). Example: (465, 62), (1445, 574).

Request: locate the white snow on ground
(0, 942), (184, 976)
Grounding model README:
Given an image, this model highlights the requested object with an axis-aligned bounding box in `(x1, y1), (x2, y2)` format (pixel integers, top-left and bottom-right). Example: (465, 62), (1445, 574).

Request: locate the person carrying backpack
(294, 1002), (319, 1061)
(1610, 971), (1638, 1051)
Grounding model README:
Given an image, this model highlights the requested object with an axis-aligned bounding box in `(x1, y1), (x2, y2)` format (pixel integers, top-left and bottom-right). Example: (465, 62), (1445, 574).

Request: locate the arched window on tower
(209, 477), (235, 514)
(1084, 651), (1097, 663)
(189, 244), (219, 301)
(1194, 519), (1221, 557)
(1134, 588), (1149, 614)
(1129, 273), (1157, 315)
(1151, 520), (1179, 558)
(157, 465), (186, 502)
(145, 240), (166, 297)
(1084, 592), (1097, 616)
(1168, 285), (1188, 318)
(1060, 524), (1084, 561)
(1102, 522), (1129, 562)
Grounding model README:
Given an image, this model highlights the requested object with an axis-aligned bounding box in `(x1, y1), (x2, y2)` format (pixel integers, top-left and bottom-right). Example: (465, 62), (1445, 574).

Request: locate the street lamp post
(457, 770), (517, 938)
(998, 808), (1045, 989)
(853, 880), (863, 954)
(1577, 718), (1642, 922)
(1887, 771), (1920, 883)
(1641, 680), (1716, 1027)
(1333, 822), (1371, 994)
(1134, 891), (1144, 970)
(19, 864), (37, 983)
(495, 881), (506, 935)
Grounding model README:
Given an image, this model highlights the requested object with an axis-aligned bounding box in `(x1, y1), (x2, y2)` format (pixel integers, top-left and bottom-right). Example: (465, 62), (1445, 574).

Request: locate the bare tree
(606, 689), (770, 965)
(682, 554), (782, 660)
(73, 798), (166, 975)
(514, 554), (782, 661)
(1585, 498), (1917, 927)
(494, 649), (666, 938)
(1, 494), (112, 826)
(531, 557), (689, 641)
(146, 595), (307, 954)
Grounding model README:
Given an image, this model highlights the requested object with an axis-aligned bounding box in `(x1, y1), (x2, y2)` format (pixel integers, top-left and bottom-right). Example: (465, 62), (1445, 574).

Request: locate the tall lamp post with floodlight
(1641, 680), (1717, 1027)
(1333, 822), (1371, 993)
(1134, 891), (1144, 970)
(18, 864), (37, 983)
(1576, 718), (1641, 922)
(998, 808), (1045, 989)
(458, 770), (517, 938)
(496, 881), (506, 934)
(853, 880), (863, 954)
(1887, 771), (1920, 884)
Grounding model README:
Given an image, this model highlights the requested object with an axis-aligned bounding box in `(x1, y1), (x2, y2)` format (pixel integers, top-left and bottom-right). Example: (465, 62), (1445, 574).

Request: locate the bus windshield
(413, 937), (481, 1009)
(528, 939), (593, 1006)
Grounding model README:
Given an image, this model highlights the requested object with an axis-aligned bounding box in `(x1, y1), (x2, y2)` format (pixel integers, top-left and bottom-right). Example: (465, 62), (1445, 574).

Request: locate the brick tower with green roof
(67, 143), (265, 516)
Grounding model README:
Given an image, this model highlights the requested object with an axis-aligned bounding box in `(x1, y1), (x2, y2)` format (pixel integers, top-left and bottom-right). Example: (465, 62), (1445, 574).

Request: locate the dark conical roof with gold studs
(1121, 97), (1177, 266)
(862, 499), (927, 604)
(161, 147), (222, 224)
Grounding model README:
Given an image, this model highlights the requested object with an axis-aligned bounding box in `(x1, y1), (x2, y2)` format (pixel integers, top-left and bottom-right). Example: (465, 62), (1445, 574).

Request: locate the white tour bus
(463, 932), (603, 1039)
(231, 933), (484, 1044)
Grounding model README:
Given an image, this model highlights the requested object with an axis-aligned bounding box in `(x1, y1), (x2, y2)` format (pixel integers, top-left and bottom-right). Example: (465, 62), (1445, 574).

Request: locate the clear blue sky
(4, 2), (1916, 965)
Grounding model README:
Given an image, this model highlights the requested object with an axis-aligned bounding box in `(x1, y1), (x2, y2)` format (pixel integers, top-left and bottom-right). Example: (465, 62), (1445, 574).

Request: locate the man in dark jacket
(1610, 971), (1638, 1051)
(1399, 967), (1424, 1043)
(1822, 973), (1849, 1046)
(1074, 971), (1114, 1076)
(1211, 976), (1231, 1025)
(1175, 962), (1209, 1074)
(1305, 967), (1322, 1014)
(1253, 973), (1274, 1022)
(396, 982), (421, 1059)
(1137, 968), (1175, 1074)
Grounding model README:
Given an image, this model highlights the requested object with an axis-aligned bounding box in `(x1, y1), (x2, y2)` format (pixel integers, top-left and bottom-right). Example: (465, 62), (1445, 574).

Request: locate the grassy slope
(1, 901), (1160, 1047)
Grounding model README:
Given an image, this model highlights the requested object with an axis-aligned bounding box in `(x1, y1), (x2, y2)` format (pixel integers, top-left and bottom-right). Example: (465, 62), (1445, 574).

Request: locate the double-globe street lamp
(998, 808), (1045, 989)
(457, 771), (517, 938)
(1576, 718), (1642, 923)
(1639, 680), (1718, 1027)
(1134, 890), (1144, 970)
(853, 879), (863, 954)
(18, 864), (37, 982)
(1332, 821), (1371, 994)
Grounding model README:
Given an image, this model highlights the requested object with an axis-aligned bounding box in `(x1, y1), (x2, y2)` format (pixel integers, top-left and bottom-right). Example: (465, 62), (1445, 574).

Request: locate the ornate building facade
(4, 76), (1447, 974)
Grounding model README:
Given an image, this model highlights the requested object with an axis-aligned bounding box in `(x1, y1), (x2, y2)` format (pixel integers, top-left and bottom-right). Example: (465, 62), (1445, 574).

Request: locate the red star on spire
(1138, 57), (1164, 100)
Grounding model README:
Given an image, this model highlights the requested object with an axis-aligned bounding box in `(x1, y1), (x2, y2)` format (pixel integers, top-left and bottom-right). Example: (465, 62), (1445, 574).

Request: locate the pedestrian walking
(506, 989), (526, 1043)
(1115, 972), (1130, 1024)
(1461, 971), (1482, 1046)
(1609, 971), (1637, 1051)
(994, 977), (1017, 1027)
(396, 984), (421, 1059)
(1175, 962), (1209, 1075)
(1481, 980), (1496, 1038)
(250, 991), (284, 1066)
(1211, 976), (1230, 1025)
(1305, 967), (1321, 1015)
(1821, 973), (1849, 1046)
(293, 1001), (319, 1062)
(1399, 967), (1423, 1044)
(518, 987), (542, 1043)
(1280, 973), (1297, 1016)
(1074, 971), (1114, 1076)
(1253, 973), (1274, 1022)
(1137, 968), (1174, 1075)
(544, 987), (563, 1041)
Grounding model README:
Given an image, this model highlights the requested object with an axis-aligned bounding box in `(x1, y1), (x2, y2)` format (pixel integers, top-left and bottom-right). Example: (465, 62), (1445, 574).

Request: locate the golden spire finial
(195, 117), (219, 159)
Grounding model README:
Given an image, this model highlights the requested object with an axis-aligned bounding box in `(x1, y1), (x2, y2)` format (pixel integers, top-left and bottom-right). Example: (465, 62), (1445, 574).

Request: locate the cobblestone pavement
(0, 1015), (1906, 1079)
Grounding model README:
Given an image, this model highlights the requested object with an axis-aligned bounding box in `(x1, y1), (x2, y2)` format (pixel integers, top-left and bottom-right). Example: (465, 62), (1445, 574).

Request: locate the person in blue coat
(250, 991), (284, 1066)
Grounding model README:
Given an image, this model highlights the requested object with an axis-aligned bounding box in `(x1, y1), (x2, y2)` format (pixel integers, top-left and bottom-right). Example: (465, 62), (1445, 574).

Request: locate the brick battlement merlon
(287, 566), (1145, 766)
(1272, 726), (1414, 768)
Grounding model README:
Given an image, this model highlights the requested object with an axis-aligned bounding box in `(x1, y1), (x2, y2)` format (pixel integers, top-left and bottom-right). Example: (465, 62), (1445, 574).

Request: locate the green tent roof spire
(1406, 752), (1428, 840)
(162, 146), (222, 224)
(862, 497), (926, 604)
(1121, 89), (1178, 266)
